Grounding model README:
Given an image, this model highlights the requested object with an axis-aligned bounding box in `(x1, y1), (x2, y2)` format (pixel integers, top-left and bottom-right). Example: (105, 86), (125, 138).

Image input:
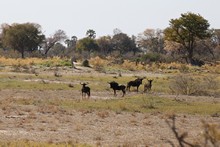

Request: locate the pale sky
(1, 0), (219, 39)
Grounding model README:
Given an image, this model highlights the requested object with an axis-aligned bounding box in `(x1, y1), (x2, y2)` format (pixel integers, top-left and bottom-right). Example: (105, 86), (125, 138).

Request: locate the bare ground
(0, 67), (219, 146)
(0, 89), (219, 146)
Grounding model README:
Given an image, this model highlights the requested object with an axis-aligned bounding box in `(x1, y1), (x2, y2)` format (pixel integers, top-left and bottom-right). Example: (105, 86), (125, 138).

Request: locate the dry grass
(0, 56), (219, 75)
(0, 57), (220, 146)
(0, 140), (87, 147)
(121, 60), (145, 71)
(0, 56), (71, 68)
(0, 89), (219, 146)
(169, 73), (220, 96)
(97, 110), (110, 119)
(0, 57), (37, 66)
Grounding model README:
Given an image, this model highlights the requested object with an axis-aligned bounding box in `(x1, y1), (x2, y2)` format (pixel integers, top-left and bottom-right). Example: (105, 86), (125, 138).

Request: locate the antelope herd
(80, 77), (153, 99)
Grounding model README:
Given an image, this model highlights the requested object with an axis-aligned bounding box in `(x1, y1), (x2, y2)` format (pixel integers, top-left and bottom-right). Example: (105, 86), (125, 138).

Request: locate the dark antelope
(127, 77), (145, 92)
(108, 81), (126, 97)
(81, 82), (90, 99)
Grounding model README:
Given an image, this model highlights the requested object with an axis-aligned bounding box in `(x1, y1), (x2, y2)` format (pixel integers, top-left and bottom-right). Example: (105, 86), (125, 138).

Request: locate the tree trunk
(187, 38), (194, 64)
(188, 48), (194, 64)
(21, 49), (25, 58)
(21, 52), (24, 58)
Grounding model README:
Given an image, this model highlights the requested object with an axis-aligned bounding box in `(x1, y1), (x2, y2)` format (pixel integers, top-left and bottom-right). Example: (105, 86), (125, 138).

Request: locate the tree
(76, 37), (99, 58)
(96, 36), (113, 56)
(213, 29), (220, 45)
(86, 29), (96, 39)
(65, 36), (78, 58)
(164, 12), (212, 64)
(42, 29), (67, 56)
(164, 40), (186, 62)
(211, 29), (220, 60)
(113, 28), (122, 35)
(65, 36), (77, 48)
(137, 29), (164, 53)
(48, 42), (66, 57)
(130, 35), (140, 55)
(111, 32), (137, 55)
(1, 23), (45, 58)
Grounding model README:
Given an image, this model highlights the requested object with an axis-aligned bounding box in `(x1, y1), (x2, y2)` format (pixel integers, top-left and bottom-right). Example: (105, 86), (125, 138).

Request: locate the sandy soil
(0, 88), (219, 146)
(0, 67), (219, 146)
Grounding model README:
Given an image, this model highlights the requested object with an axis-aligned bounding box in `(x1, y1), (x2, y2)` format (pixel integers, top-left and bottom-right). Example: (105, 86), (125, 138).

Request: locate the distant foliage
(170, 74), (220, 96)
(1, 23), (45, 58)
(90, 56), (108, 71)
(82, 59), (90, 67)
(121, 60), (145, 71)
(140, 53), (161, 63)
(164, 12), (212, 64)
(170, 74), (200, 95)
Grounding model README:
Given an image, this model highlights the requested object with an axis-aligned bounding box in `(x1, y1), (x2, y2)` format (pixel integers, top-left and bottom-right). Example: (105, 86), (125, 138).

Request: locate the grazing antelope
(127, 77), (145, 92)
(144, 79), (153, 93)
(108, 81), (126, 97)
(81, 82), (90, 99)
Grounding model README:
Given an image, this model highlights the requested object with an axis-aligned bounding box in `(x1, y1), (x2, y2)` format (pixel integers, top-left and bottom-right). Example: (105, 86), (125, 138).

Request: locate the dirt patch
(0, 89), (219, 146)
(0, 66), (219, 146)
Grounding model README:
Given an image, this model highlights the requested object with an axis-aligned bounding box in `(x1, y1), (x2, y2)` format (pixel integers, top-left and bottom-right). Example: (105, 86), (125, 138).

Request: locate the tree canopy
(111, 33), (138, 54)
(137, 29), (164, 53)
(96, 36), (112, 56)
(1, 23), (45, 58)
(76, 37), (99, 57)
(164, 12), (212, 64)
(86, 29), (96, 39)
(0, 13), (219, 63)
(42, 29), (67, 56)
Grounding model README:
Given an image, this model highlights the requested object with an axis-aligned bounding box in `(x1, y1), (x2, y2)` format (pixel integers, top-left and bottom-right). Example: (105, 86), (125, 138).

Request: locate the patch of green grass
(150, 76), (171, 93)
(1, 72), (219, 96)
(159, 101), (220, 115)
(0, 79), (70, 90)
(0, 73), (133, 91)
(15, 95), (220, 115)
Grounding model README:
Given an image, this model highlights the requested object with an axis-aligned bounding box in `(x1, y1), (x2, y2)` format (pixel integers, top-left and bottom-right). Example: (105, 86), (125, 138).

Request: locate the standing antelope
(127, 77), (145, 92)
(144, 79), (153, 93)
(108, 81), (126, 97)
(81, 82), (90, 99)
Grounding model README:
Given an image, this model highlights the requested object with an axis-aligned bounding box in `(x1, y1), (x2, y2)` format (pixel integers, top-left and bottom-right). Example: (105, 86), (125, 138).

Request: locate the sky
(1, 0), (220, 39)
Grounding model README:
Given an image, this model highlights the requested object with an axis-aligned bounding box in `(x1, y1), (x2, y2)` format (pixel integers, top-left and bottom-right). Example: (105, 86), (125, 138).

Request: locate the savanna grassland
(0, 57), (220, 147)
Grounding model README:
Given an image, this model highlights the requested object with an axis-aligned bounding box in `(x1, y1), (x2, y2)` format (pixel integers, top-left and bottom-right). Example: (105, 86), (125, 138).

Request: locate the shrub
(179, 64), (190, 73)
(90, 56), (108, 71)
(82, 59), (90, 67)
(169, 74), (201, 95)
(203, 75), (219, 90)
(56, 59), (72, 67)
(121, 60), (136, 71)
(169, 74), (220, 96)
(140, 53), (161, 63)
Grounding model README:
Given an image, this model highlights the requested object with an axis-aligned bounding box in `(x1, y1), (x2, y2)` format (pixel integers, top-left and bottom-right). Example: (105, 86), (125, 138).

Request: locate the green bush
(141, 53), (161, 62)
(56, 59), (72, 67)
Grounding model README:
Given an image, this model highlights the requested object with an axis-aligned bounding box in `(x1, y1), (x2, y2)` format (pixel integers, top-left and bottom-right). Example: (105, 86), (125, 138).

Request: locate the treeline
(0, 12), (220, 66)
